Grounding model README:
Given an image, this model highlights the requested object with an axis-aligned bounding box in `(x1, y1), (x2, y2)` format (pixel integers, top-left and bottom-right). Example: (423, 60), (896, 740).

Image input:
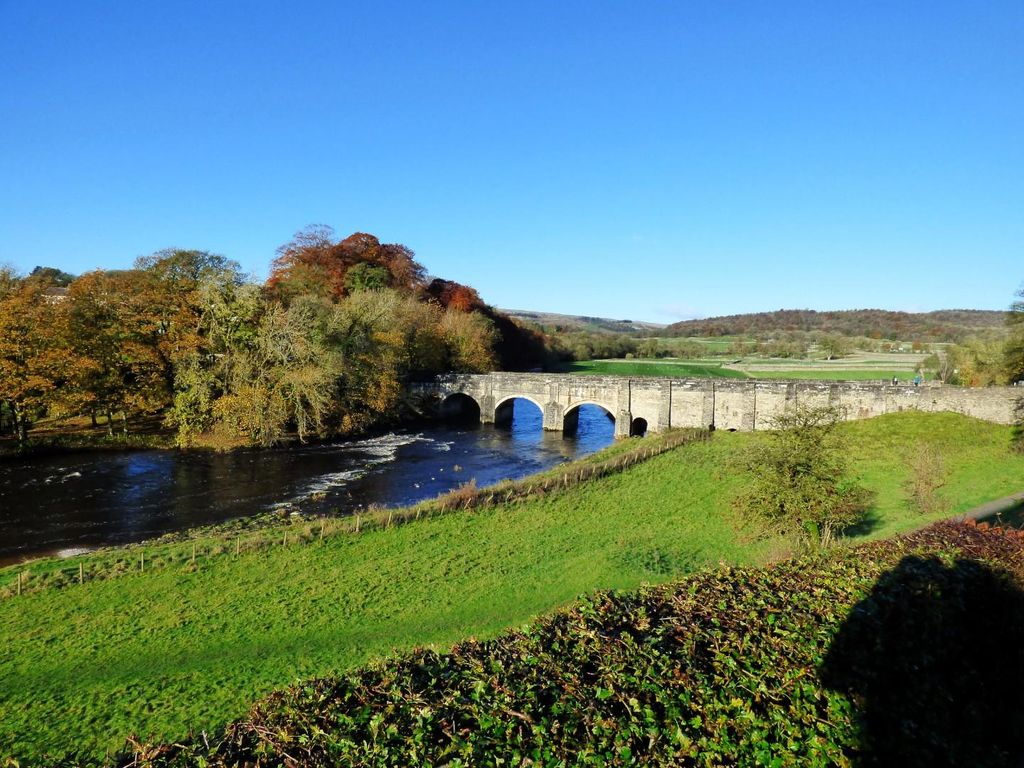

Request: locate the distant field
(651, 336), (749, 354)
(558, 359), (926, 382)
(748, 369), (920, 382)
(556, 360), (748, 378)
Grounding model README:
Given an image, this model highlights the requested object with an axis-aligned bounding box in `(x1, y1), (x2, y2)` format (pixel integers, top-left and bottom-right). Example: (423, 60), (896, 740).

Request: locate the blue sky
(1, 2), (1021, 322)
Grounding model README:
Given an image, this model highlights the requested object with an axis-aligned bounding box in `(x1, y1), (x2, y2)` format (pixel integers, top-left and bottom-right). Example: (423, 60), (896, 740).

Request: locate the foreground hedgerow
(110, 520), (1024, 768)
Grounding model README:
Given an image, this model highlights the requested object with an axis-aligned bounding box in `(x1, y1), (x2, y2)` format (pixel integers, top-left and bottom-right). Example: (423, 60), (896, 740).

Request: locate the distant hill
(501, 309), (665, 335)
(665, 308), (1008, 342)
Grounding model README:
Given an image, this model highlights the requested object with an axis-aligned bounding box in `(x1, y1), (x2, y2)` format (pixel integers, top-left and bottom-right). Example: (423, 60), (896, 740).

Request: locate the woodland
(0, 227), (547, 449)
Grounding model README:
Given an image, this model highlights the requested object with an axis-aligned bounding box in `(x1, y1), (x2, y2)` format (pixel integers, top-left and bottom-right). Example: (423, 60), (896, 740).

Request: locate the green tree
(733, 404), (874, 548)
(168, 278), (264, 446)
(344, 263), (390, 293)
(1007, 285), (1024, 452)
(29, 265), (76, 286)
(213, 295), (340, 446)
(1006, 285), (1024, 384)
(818, 334), (850, 360)
(65, 271), (169, 433)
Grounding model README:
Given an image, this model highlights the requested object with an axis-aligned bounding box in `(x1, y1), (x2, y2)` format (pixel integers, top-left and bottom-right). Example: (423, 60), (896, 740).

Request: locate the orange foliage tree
(267, 226), (426, 303)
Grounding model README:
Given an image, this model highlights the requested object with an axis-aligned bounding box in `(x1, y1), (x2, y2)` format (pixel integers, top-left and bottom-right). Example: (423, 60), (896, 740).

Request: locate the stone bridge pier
(408, 372), (1018, 437)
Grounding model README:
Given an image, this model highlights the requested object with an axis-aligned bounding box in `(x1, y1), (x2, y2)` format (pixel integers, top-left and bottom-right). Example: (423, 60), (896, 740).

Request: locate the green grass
(556, 359), (748, 378)
(133, 522), (1024, 766)
(747, 369), (921, 381)
(556, 359), (927, 382)
(1, 412), (1021, 761)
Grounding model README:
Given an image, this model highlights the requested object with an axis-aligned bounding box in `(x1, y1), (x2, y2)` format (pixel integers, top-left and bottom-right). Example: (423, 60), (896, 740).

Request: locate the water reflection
(0, 402), (614, 563)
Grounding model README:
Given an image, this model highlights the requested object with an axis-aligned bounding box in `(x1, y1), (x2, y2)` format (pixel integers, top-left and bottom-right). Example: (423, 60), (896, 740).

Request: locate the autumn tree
(168, 277), (264, 446)
(212, 295), (341, 446)
(65, 271), (169, 432)
(944, 339), (1006, 387)
(0, 275), (68, 443)
(440, 309), (497, 373)
(267, 226), (426, 303)
(29, 265), (76, 286)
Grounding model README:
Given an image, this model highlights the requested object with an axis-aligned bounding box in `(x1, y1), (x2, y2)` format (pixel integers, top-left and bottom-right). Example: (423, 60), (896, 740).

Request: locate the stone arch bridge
(410, 372), (1018, 437)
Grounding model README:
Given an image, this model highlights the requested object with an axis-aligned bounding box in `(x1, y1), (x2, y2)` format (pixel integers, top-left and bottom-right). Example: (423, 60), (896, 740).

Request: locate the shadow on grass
(821, 555), (1024, 767)
(842, 505), (885, 538)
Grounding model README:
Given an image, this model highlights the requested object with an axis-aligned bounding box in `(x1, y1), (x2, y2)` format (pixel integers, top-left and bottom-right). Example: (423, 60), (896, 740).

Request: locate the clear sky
(1, 2), (1021, 322)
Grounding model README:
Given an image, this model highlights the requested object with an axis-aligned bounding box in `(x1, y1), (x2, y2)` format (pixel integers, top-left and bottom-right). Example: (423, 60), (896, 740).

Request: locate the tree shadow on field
(821, 555), (1024, 768)
(842, 505), (884, 539)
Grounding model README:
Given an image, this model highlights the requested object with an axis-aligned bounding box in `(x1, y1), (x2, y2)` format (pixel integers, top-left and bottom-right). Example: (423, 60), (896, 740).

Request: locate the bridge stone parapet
(409, 373), (1019, 436)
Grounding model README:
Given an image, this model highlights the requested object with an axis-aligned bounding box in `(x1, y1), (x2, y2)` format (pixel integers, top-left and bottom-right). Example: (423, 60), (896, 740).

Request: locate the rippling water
(0, 402), (615, 563)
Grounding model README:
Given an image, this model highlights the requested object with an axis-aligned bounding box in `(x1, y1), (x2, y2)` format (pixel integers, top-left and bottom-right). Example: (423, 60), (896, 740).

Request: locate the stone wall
(410, 373), (1019, 435)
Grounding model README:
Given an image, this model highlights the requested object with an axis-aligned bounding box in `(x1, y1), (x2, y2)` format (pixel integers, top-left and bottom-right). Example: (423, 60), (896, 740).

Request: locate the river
(0, 401), (615, 564)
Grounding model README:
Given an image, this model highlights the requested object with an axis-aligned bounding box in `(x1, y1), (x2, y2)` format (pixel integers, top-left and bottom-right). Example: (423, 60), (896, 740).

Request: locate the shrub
(733, 404), (874, 547)
(904, 443), (949, 515)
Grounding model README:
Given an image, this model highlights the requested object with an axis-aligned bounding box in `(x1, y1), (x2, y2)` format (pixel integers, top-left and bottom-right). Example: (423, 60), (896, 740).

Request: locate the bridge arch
(439, 392), (481, 423)
(562, 401), (616, 436)
(493, 395), (544, 429)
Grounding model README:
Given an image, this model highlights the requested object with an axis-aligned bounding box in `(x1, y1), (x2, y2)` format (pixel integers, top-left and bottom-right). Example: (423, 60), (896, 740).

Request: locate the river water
(0, 402), (615, 564)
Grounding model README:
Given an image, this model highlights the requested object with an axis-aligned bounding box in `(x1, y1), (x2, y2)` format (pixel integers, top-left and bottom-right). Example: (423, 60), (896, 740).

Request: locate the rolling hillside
(665, 308), (1007, 342)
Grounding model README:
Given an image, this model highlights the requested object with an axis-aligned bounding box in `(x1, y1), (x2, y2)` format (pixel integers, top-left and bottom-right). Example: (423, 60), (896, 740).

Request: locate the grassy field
(746, 369), (920, 381)
(558, 358), (934, 382)
(1, 413), (1021, 761)
(556, 359), (747, 378)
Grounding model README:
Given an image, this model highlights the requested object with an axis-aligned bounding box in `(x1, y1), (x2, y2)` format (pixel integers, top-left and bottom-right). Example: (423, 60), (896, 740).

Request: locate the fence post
(192, 541), (197, 565)
(355, 514), (361, 533)
(319, 524), (325, 543)
(79, 562), (84, 585)
(140, 551), (145, 572)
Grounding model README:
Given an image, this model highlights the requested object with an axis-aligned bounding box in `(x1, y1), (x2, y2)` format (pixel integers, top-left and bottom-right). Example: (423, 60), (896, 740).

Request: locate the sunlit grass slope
(0, 412), (1021, 761)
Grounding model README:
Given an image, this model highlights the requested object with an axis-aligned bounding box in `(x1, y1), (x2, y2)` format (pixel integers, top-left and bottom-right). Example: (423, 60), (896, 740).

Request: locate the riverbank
(0, 427), (697, 591)
(1, 412), (1021, 761)
(0, 413), (176, 459)
(0, 406), (620, 565)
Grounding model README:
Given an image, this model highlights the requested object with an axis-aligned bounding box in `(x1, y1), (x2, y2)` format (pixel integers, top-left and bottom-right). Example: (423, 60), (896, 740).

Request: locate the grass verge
(121, 520), (1024, 767)
(0, 412), (1021, 761)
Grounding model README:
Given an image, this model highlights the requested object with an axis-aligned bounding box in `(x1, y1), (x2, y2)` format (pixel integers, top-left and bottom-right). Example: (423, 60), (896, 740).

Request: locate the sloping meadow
(104, 520), (1024, 768)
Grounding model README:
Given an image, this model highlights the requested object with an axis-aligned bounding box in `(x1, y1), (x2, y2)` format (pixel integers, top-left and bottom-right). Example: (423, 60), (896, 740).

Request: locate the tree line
(0, 227), (548, 448)
(664, 308), (1008, 343)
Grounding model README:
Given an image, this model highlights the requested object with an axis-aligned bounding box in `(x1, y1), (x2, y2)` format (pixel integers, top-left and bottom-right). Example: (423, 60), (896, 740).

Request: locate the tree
(1006, 285), (1024, 385)
(344, 263), (391, 293)
(733, 404), (874, 548)
(267, 226), (426, 303)
(440, 310), (497, 373)
(212, 296), (341, 446)
(1008, 285), (1024, 453)
(29, 266), (76, 286)
(65, 271), (170, 432)
(945, 339), (1006, 387)
(0, 275), (68, 444)
(818, 334), (850, 360)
